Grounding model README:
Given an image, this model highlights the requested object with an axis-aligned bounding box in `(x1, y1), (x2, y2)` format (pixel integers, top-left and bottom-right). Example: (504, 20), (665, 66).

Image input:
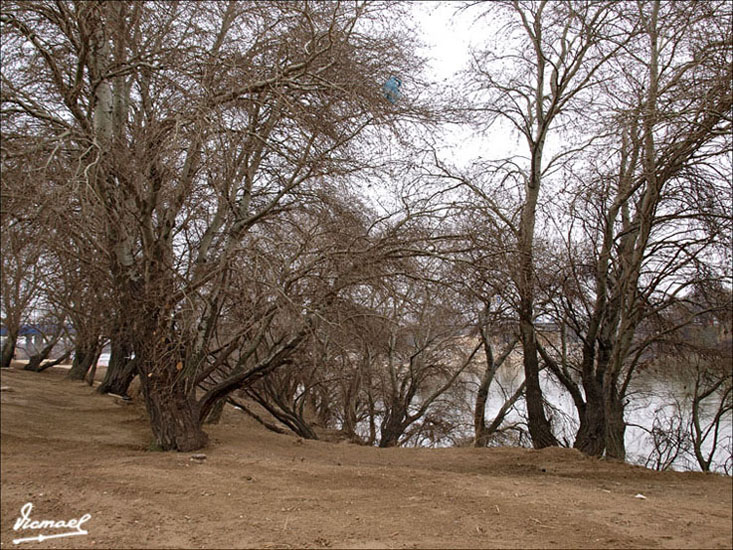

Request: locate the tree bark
(204, 398), (225, 424)
(378, 428), (402, 448)
(604, 387), (626, 460)
(138, 366), (208, 452)
(25, 350), (72, 372)
(1, 330), (18, 369)
(517, 136), (558, 448)
(25, 347), (53, 372)
(520, 318), (558, 448)
(68, 340), (100, 381)
(342, 372), (361, 441)
(573, 385), (606, 456)
(573, 344), (607, 456)
(97, 341), (136, 396)
(473, 325), (496, 447)
(379, 403), (407, 448)
(228, 396), (288, 434)
(474, 333), (520, 447)
(244, 386), (318, 439)
(473, 366), (493, 446)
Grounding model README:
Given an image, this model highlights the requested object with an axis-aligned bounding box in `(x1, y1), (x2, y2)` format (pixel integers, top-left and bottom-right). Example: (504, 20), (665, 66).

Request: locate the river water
(480, 362), (732, 474)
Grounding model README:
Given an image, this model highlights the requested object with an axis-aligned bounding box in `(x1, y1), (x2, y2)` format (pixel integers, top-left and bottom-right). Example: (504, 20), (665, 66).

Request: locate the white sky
(413, 2), (530, 177)
(413, 2), (474, 83)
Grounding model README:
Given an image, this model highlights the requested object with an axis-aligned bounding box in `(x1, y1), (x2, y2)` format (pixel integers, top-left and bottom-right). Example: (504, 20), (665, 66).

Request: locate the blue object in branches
(383, 76), (402, 104)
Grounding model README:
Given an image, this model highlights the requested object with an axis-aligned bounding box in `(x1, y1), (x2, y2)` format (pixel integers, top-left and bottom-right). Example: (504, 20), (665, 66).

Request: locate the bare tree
(536, 0), (733, 459)
(1, 1), (428, 450)
(645, 285), (733, 472)
(229, 205), (485, 448)
(374, 280), (479, 448)
(445, 0), (627, 448)
(22, 310), (72, 372)
(448, 0), (732, 459)
(691, 359), (732, 472)
(445, 215), (527, 447)
(0, 218), (44, 368)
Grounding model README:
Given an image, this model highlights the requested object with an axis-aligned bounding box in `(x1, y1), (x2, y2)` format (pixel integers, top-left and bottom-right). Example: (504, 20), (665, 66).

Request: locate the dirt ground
(1, 366), (731, 549)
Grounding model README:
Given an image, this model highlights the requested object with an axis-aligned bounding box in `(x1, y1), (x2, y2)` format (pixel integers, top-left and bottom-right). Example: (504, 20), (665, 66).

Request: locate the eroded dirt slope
(1, 367), (731, 549)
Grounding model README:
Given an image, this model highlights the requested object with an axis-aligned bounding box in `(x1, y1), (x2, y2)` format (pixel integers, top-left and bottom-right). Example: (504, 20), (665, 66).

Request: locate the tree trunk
(23, 331), (65, 372)
(138, 366), (208, 452)
(520, 318), (558, 448)
(473, 363), (493, 447)
(366, 393), (377, 446)
(1, 330), (18, 369)
(518, 160), (558, 449)
(573, 380), (606, 456)
(86, 359), (97, 386)
(604, 389), (626, 460)
(478, 380), (527, 447)
(313, 387), (332, 428)
(68, 341), (99, 381)
(25, 350), (72, 373)
(574, 407), (606, 457)
(127, 304), (209, 451)
(25, 352), (51, 372)
(342, 370), (361, 440)
(228, 396), (288, 434)
(204, 398), (225, 424)
(379, 405), (406, 448)
(244, 386), (319, 439)
(97, 341), (136, 396)
(379, 429), (402, 448)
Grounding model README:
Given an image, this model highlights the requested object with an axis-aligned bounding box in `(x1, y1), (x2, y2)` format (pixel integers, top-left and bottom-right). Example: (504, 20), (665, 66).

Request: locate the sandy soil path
(1, 367), (731, 549)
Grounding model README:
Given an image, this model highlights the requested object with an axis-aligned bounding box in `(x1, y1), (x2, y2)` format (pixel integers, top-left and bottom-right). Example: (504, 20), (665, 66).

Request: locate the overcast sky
(411, 2), (522, 170)
(414, 2), (474, 82)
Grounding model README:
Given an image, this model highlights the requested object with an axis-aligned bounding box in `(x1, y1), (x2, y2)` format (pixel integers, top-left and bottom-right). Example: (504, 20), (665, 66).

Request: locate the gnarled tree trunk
(68, 339), (100, 381)
(379, 402), (407, 448)
(98, 340), (136, 396)
(203, 398), (225, 424)
(520, 318), (558, 448)
(604, 386), (626, 460)
(574, 377), (606, 456)
(1, 330), (18, 369)
(25, 350), (72, 372)
(137, 362), (208, 452)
